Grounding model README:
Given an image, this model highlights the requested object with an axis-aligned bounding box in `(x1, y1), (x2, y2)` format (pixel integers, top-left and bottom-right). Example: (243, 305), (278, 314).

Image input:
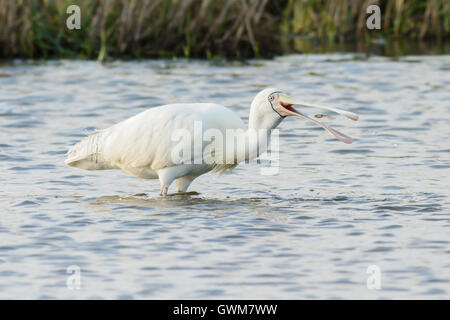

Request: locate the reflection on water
(0, 53), (449, 299)
(282, 38), (450, 57)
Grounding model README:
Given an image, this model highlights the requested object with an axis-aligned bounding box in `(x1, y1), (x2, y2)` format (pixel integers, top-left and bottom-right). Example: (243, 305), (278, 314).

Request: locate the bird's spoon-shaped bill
(279, 93), (359, 121)
(278, 94), (356, 144)
(289, 109), (353, 144)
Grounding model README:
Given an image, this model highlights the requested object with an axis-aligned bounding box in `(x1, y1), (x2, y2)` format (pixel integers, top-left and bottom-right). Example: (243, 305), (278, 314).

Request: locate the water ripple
(1, 55), (449, 299)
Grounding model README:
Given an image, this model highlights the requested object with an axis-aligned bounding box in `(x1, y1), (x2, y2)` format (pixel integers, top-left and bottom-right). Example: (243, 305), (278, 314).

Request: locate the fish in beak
(276, 93), (358, 144)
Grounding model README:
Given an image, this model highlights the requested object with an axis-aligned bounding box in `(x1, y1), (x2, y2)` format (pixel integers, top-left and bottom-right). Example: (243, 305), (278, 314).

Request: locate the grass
(0, 0), (448, 60)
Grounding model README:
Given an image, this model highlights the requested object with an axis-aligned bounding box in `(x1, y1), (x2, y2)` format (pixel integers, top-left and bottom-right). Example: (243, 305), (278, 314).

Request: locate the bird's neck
(248, 111), (283, 131)
(242, 112), (283, 161)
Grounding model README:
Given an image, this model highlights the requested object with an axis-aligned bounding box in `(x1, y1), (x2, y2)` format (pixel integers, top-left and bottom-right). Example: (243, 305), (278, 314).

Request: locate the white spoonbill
(65, 88), (358, 196)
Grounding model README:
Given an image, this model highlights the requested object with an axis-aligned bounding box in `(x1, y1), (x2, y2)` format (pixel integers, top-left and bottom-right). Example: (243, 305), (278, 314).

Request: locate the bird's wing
(99, 103), (245, 171)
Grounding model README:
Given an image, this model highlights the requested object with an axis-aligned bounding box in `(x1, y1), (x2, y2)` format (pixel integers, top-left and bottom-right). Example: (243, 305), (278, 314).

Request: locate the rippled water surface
(1, 54), (449, 299)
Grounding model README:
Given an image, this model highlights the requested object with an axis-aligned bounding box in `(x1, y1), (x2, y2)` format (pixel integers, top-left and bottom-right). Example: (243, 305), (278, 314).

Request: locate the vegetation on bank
(0, 0), (449, 60)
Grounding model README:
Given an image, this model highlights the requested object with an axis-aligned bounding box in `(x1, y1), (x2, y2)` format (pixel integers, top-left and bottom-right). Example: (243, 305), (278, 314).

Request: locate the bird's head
(251, 88), (359, 144)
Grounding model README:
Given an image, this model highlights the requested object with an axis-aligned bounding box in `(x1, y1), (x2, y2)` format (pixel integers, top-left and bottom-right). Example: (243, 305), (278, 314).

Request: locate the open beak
(277, 93), (358, 144)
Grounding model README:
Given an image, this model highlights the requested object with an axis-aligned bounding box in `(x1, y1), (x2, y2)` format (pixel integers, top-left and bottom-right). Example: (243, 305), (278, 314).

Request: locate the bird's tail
(65, 130), (112, 170)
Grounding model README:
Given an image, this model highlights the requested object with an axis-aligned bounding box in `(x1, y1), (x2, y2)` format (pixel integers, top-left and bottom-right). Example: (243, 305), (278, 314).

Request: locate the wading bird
(65, 88), (358, 196)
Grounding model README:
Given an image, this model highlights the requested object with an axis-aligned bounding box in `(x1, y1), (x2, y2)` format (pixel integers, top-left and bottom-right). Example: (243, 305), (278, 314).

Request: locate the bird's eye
(269, 95), (275, 101)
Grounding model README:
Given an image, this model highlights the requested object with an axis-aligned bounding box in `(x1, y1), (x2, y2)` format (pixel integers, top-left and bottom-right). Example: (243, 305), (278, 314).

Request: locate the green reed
(0, 0), (448, 60)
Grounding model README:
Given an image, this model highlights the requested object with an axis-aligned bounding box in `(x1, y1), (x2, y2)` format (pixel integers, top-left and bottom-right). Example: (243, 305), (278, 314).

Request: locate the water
(0, 54), (449, 299)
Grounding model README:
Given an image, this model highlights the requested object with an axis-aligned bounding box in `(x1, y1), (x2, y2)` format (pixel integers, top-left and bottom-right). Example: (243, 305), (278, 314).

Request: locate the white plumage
(66, 88), (358, 196)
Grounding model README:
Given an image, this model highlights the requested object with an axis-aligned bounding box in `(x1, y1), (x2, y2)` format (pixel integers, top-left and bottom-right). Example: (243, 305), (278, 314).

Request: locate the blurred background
(1, 0), (449, 60)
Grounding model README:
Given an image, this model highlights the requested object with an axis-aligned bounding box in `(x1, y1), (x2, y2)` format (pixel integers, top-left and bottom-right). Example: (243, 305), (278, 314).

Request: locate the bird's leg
(176, 176), (194, 193)
(160, 185), (168, 197)
(157, 167), (177, 197)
